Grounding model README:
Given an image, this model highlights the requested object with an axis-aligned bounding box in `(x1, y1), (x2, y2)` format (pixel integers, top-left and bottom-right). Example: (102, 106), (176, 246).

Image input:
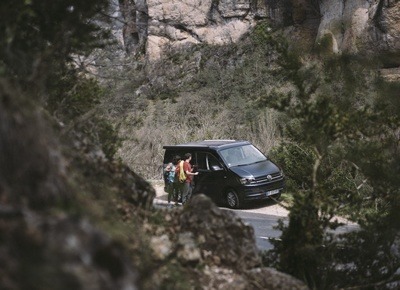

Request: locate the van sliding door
(193, 152), (224, 203)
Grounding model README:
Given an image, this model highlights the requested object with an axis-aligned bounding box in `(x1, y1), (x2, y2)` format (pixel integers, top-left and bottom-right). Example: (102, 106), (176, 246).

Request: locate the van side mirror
(211, 165), (223, 171)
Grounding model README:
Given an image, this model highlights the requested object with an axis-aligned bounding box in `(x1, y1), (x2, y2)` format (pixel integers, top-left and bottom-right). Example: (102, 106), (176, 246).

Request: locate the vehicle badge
(267, 174), (272, 181)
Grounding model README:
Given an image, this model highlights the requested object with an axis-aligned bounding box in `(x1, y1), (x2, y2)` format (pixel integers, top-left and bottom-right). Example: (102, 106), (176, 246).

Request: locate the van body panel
(193, 168), (228, 204)
(229, 160), (280, 179)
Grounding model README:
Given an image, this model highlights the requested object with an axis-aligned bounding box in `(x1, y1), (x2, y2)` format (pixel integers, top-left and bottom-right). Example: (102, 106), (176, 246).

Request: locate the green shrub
(314, 33), (334, 55)
(46, 73), (102, 120)
(269, 142), (315, 192)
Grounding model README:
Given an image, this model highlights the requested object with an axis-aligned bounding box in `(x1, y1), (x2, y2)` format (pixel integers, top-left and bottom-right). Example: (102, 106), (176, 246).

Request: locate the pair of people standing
(165, 153), (198, 205)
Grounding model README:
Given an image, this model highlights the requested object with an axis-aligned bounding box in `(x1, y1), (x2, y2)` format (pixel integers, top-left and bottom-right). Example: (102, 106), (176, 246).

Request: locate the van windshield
(220, 144), (267, 167)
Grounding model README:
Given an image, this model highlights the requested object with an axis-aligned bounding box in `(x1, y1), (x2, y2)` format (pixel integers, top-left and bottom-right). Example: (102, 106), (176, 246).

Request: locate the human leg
(166, 182), (173, 203)
(182, 182), (191, 204)
(172, 182), (181, 204)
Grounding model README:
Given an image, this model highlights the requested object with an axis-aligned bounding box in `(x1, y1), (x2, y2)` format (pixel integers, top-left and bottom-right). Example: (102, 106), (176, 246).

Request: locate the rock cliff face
(116, 0), (400, 70)
(116, 0), (268, 59)
(316, 0), (400, 60)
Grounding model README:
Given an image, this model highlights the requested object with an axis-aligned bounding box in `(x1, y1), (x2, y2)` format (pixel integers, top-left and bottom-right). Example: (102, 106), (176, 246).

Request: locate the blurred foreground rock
(0, 86), (145, 289)
(0, 208), (138, 290)
(180, 194), (260, 271)
(148, 194), (308, 290)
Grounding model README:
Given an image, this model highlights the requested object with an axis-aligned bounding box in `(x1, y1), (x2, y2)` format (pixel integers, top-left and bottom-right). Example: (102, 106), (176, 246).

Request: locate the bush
(269, 142), (315, 192)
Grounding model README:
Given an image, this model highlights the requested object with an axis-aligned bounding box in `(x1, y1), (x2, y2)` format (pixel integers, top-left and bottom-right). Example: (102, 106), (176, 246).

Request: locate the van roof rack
(163, 140), (249, 149)
(203, 139), (236, 142)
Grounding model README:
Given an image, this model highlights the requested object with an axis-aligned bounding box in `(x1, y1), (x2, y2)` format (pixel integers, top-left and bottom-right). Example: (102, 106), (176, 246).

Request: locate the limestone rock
(245, 267), (309, 290)
(366, 0), (400, 63)
(179, 194), (261, 271)
(0, 210), (138, 290)
(115, 0), (400, 71)
(316, 0), (400, 77)
(175, 194), (308, 289)
(150, 234), (173, 260)
(147, 0), (212, 26)
(176, 231), (202, 264)
(118, 0), (265, 60)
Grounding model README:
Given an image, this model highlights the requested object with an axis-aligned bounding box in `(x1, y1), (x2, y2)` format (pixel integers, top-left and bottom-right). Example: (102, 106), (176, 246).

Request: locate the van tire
(225, 190), (240, 209)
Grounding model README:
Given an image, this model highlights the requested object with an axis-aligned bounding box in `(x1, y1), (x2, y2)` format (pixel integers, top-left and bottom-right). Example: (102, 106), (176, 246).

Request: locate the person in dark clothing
(180, 153), (198, 204)
(165, 155), (181, 205)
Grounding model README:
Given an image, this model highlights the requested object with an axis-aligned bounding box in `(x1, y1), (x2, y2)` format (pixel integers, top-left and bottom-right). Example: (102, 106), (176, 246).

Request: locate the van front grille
(252, 172), (283, 184)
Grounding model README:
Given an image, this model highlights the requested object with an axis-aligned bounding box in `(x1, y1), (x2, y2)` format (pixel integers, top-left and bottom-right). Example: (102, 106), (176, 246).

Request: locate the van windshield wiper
(237, 159), (266, 166)
(236, 163), (252, 167)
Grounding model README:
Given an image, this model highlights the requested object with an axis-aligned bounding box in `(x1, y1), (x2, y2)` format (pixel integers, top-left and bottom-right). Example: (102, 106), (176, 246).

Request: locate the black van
(163, 140), (284, 208)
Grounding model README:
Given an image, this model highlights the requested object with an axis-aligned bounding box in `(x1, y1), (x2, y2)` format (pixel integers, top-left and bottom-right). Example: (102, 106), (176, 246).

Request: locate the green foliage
(275, 190), (326, 288)
(314, 33), (334, 56)
(47, 72), (101, 118)
(269, 142), (315, 191)
(0, 0), (110, 90)
(256, 19), (400, 287)
(96, 120), (122, 160)
(0, 0), (120, 159)
(45, 71), (122, 160)
(251, 21), (274, 45)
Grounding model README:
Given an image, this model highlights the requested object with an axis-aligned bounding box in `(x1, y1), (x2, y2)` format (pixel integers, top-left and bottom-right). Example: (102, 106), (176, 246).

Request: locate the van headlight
(240, 177), (255, 185)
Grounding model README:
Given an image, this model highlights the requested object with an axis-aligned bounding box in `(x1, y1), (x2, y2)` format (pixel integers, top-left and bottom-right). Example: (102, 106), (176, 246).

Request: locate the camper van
(163, 140), (284, 208)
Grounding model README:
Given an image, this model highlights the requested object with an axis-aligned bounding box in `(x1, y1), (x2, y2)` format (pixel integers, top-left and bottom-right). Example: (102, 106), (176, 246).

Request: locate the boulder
(0, 209), (138, 290)
(180, 194), (261, 271)
(176, 194), (308, 289)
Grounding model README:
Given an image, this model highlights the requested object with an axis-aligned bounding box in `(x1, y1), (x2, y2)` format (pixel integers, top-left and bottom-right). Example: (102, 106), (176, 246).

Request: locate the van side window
(195, 152), (207, 170)
(207, 154), (221, 170)
(194, 152), (222, 171)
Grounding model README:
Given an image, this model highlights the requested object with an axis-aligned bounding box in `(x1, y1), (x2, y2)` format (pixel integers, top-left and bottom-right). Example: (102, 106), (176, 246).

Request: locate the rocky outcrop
(0, 80), (156, 289)
(0, 208), (138, 290)
(0, 85), (70, 210)
(116, 0), (400, 72)
(117, 0), (148, 54)
(147, 194), (308, 289)
(117, 0), (268, 60)
(264, 0), (400, 67)
(316, 0), (400, 61)
(179, 194), (261, 270)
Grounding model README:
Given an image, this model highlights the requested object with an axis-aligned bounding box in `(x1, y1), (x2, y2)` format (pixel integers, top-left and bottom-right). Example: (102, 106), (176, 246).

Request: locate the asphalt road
(151, 181), (358, 252)
(154, 197), (286, 251)
(226, 208), (359, 251)
(224, 209), (286, 251)
(152, 181), (288, 251)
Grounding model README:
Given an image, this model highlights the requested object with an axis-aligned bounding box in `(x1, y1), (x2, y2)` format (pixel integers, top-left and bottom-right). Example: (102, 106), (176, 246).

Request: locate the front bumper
(241, 178), (285, 201)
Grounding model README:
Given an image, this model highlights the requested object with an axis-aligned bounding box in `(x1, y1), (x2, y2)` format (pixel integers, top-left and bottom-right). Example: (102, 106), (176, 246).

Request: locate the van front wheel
(225, 190), (240, 209)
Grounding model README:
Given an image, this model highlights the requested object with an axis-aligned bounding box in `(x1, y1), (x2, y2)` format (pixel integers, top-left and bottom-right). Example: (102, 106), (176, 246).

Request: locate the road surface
(224, 209), (286, 251)
(151, 180), (289, 251)
(151, 180), (357, 251)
